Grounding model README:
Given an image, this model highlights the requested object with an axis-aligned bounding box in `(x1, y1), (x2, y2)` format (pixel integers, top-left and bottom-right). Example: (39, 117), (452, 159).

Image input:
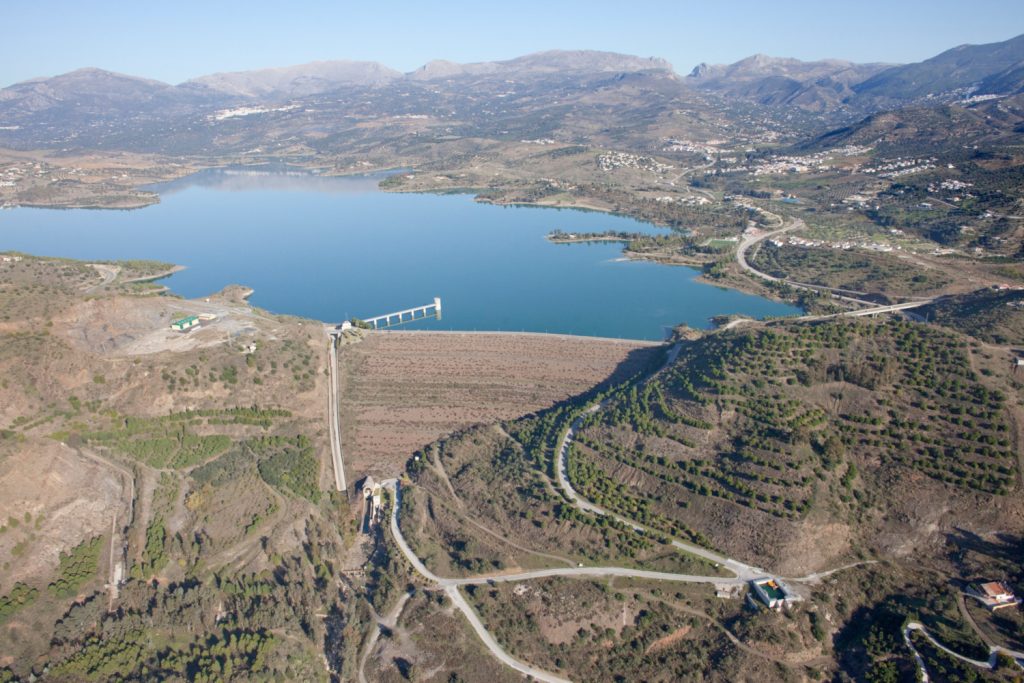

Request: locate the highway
(734, 218), (884, 306)
(728, 216), (938, 327)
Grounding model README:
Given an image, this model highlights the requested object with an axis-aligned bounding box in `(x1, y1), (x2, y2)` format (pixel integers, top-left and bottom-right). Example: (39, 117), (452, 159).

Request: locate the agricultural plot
(572, 318), (1020, 572)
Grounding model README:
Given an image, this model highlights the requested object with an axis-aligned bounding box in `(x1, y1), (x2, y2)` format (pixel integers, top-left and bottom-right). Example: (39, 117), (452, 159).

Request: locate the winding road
(386, 480), (572, 683)
(555, 408), (764, 581)
(728, 216), (937, 327)
(353, 210), (935, 680)
(735, 218), (887, 306)
(902, 620), (1024, 680)
(551, 396), (876, 587)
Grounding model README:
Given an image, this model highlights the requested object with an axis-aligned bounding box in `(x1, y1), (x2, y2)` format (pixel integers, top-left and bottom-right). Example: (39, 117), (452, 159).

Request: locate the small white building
(170, 316), (199, 332)
(751, 578), (801, 610)
(967, 581), (1020, 611)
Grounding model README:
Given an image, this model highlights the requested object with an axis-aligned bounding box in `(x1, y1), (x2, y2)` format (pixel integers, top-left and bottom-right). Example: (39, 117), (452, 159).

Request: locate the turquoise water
(0, 169), (798, 340)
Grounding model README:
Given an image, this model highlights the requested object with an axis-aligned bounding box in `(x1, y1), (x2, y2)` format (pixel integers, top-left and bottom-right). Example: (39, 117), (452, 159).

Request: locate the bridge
(361, 297), (442, 329)
(839, 299), (933, 318)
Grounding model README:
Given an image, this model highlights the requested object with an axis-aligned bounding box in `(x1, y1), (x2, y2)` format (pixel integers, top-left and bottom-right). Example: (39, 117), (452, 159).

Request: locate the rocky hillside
(686, 55), (890, 112)
(854, 33), (1024, 103)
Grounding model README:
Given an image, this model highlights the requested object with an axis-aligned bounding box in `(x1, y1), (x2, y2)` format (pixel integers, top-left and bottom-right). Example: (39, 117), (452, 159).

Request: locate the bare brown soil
(365, 591), (523, 683)
(0, 439), (126, 586)
(337, 330), (660, 478)
(645, 624), (693, 654)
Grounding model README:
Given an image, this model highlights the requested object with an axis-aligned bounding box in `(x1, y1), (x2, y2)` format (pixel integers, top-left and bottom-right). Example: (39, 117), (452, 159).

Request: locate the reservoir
(0, 168), (798, 340)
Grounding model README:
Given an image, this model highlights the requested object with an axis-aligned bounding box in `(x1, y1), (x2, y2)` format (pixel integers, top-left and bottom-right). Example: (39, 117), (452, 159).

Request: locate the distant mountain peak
(510, 49), (674, 73)
(689, 62), (712, 78)
(15, 67), (170, 88)
(409, 50), (674, 81)
(184, 60), (401, 98)
(407, 59), (495, 80)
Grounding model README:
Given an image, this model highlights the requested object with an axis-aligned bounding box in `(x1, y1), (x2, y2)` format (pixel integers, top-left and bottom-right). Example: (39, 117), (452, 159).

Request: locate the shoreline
(121, 264), (187, 284)
(9, 163), (803, 332)
(547, 235), (632, 244)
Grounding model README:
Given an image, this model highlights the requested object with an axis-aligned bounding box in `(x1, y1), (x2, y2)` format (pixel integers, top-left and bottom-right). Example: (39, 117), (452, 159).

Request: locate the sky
(2, 0), (1023, 86)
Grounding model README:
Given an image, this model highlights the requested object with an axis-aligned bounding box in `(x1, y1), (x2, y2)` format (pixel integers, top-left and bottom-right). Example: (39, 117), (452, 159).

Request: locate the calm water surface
(0, 169), (798, 339)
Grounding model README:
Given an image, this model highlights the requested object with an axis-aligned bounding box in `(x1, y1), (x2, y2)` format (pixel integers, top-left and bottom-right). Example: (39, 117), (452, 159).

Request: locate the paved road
(389, 480), (745, 589)
(550, 363), (890, 591)
(904, 621), (1024, 678)
(555, 405), (766, 582)
(86, 263), (120, 292)
(903, 623), (932, 682)
(722, 218), (938, 330)
(386, 455), (875, 682)
(385, 479), (767, 682)
(386, 480), (571, 683)
(450, 566), (747, 587)
(443, 583), (572, 683)
(839, 300), (934, 317)
(905, 622), (992, 672)
(379, 333), (883, 680)
(735, 219), (882, 307)
(326, 336), (347, 493)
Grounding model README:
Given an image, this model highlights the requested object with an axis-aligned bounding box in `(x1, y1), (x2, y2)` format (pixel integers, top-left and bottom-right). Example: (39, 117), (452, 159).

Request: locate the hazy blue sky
(2, 0), (1022, 86)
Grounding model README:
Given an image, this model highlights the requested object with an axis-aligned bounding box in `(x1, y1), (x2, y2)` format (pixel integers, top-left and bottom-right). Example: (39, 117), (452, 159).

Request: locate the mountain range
(0, 34), (1022, 154)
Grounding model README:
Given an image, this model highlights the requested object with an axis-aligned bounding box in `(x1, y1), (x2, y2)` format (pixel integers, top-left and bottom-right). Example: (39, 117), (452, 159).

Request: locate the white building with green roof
(170, 315), (199, 332)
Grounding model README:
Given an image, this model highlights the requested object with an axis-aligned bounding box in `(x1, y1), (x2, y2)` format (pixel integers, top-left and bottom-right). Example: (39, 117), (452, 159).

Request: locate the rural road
(442, 583), (572, 683)
(722, 216), (936, 329)
(86, 263), (120, 292)
(385, 479), (774, 682)
(903, 620), (1024, 680)
(372, 330), (878, 681)
(386, 439), (876, 683)
(386, 480), (572, 683)
(65, 444), (135, 610)
(555, 404), (766, 582)
(358, 590), (413, 683)
(326, 336), (347, 493)
(734, 218), (877, 305)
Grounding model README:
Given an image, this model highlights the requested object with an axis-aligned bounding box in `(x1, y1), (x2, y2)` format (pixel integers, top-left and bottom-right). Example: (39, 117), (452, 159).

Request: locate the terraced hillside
(920, 287), (1024, 346)
(571, 318), (1022, 574)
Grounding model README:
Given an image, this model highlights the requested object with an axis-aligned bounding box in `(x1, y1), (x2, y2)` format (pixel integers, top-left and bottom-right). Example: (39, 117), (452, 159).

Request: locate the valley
(2, 28), (1024, 683)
